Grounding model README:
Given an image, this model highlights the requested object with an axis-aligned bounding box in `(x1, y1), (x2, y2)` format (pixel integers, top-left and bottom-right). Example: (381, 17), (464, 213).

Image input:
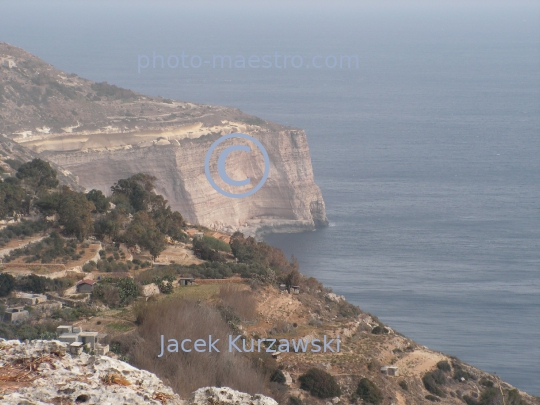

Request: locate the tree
(152, 205), (185, 240)
(16, 159), (59, 190)
(0, 273), (16, 297)
(122, 211), (166, 260)
(35, 192), (62, 216)
(57, 188), (95, 240)
(111, 173), (157, 212)
(86, 189), (109, 213)
(284, 268), (302, 292)
(17, 274), (47, 294)
(95, 206), (129, 240)
(0, 178), (25, 219)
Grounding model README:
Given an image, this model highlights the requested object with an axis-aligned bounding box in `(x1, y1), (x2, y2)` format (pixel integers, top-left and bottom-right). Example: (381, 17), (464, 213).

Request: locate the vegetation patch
(355, 377), (383, 404)
(3, 232), (84, 263)
(299, 368), (341, 399)
(106, 321), (134, 332)
(422, 370), (446, 398)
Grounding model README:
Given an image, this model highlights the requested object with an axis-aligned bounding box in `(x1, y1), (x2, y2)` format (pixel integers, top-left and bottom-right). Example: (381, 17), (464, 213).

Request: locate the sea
(1, 0), (539, 395)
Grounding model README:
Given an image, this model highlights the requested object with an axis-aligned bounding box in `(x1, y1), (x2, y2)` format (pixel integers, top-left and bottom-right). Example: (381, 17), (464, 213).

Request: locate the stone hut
(15, 293), (47, 306)
(178, 277), (195, 286)
(380, 366), (399, 376)
(57, 325), (108, 355)
(3, 307), (29, 323)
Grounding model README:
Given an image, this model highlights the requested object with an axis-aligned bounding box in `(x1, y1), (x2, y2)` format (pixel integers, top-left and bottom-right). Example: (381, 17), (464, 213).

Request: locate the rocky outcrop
(0, 339), (184, 404)
(0, 339), (278, 405)
(190, 387), (277, 405)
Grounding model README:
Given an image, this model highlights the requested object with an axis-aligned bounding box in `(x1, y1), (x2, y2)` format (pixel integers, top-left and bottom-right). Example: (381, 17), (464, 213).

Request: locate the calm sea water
(1, 1), (539, 394)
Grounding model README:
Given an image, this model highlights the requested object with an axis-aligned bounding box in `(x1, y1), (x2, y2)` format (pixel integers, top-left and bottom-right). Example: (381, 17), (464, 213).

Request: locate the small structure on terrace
(57, 325), (108, 355)
(178, 277), (195, 286)
(2, 307), (29, 323)
(14, 293), (47, 306)
(381, 365), (399, 376)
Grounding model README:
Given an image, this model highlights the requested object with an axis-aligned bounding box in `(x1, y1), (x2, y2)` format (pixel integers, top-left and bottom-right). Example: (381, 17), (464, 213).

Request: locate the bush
(453, 365), (475, 382)
(355, 378), (383, 404)
(399, 380), (408, 391)
(0, 220), (49, 247)
(82, 261), (96, 272)
(4, 233), (84, 264)
(288, 397), (302, 405)
(270, 369), (286, 384)
(422, 372), (446, 398)
(201, 235), (231, 252)
(299, 368), (341, 399)
(0, 273), (16, 297)
(371, 325), (389, 335)
(425, 394), (441, 402)
(437, 360), (451, 372)
(480, 378), (494, 388)
(92, 277), (138, 307)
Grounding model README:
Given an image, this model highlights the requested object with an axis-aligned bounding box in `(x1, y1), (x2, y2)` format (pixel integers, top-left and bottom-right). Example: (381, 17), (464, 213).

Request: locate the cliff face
(0, 42), (327, 235)
(41, 127), (327, 236)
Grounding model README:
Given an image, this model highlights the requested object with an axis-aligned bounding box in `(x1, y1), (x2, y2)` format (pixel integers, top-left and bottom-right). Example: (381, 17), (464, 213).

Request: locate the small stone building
(57, 325), (108, 355)
(178, 277), (194, 286)
(15, 293), (47, 306)
(3, 307), (29, 323)
(291, 286), (300, 294)
(76, 279), (95, 293)
(1, 58), (16, 68)
(380, 366), (399, 376)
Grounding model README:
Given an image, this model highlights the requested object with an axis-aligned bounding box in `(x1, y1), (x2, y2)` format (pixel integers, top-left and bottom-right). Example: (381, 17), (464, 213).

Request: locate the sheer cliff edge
(0, 43), (328, 236)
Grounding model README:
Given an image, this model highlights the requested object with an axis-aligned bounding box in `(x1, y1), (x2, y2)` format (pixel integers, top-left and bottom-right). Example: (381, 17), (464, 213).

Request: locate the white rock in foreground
(190, 387), (278, 405)
(0, 339), (183, 405)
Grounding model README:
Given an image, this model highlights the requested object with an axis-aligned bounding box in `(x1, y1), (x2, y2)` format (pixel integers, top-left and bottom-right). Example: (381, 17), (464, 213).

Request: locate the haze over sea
(1, 0), (539, 394)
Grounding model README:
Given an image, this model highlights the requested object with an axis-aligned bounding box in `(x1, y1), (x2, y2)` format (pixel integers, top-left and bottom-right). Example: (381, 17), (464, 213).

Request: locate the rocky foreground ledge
(0, 339), (277, 405)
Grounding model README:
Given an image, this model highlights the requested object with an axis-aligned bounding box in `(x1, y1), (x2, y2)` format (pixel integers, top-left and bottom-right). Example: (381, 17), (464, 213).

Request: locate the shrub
(270, 369), (286, 384)
(431, 369), (446, 385)
(437, 360), (451, 372)
(463, 396), (479, 405)
(422, 372), (446, 397)
(0, 273), (16, 297)
(82, 261), (96, 272)
(355, 378), (383, 404)
(371, 325), (389, 335)
(288, 397), (302, 405)
(299, 368), (341, 399)
(201, 235), (231, 252)
(425, 394), (441, 402)
(453, 366), (475, 382)
(480, 378), (494, 388)
(399, 380), (408, 391)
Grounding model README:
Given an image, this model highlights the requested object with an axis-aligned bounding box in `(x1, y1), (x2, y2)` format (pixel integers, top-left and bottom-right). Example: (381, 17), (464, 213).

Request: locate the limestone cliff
(0, 42), (327, 236)
(40, 127), (327, 236)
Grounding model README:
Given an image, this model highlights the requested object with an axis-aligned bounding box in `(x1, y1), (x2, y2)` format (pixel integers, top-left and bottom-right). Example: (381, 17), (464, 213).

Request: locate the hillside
(0, 168), (538, 405)
(0, 42), (327, 236)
